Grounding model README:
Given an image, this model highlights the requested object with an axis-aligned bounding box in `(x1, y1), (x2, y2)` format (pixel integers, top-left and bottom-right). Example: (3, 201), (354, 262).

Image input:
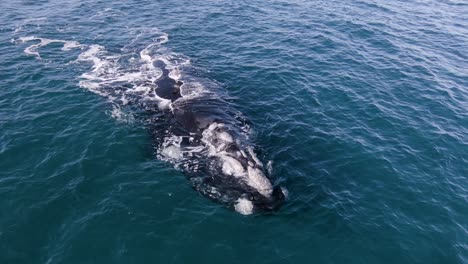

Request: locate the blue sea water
(1, 0), (467, 263)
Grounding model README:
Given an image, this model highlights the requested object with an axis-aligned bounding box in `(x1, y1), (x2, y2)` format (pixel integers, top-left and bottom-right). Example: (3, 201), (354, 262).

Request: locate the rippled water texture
(1, 0), (467, 263)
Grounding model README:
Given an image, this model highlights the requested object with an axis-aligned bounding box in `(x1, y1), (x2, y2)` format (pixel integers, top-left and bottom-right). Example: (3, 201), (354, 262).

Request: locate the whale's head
(194, 122), (288, 215)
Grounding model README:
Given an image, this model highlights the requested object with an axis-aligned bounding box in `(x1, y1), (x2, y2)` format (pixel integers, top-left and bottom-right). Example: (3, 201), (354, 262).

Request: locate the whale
(147, 60), (286, 214)
(17, 34), (287, 215)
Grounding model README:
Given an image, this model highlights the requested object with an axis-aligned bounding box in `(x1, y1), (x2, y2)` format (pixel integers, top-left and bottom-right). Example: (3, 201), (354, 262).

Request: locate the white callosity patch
(246, 166), (273, 196)
(90, 7), (128, 20)
(201, 122), (273, 197)
(221, 155), (245, 177)
(234, 198), (254, 215)
(156, 121), (275, 201)
(218, 131), (234, 143)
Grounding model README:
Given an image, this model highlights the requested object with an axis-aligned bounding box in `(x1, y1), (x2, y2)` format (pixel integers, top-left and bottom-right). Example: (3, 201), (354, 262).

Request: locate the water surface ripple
(0, 0), (467, 263)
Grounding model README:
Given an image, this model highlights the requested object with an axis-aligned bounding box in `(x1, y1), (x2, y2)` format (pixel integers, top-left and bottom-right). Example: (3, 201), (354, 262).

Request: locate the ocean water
(1, 0), (467, 263)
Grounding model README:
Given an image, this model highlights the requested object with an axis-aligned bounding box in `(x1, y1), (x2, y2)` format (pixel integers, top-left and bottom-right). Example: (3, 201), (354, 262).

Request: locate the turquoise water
(1, 0), (467, 263)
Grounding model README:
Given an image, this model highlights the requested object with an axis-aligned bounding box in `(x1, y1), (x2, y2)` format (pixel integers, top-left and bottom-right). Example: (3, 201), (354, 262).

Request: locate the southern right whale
(18, 33), (286, 215)
(149, 60), (286, 214)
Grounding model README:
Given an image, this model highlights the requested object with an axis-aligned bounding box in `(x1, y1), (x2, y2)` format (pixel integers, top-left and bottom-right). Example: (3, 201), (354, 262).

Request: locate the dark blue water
(1, 0), (467, 263)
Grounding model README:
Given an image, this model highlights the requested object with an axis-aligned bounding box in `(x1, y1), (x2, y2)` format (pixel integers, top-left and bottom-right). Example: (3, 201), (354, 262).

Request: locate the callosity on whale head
(151, 62), (287, 215)
(233, 186), (286, 215)
(195, 122), (287, 215)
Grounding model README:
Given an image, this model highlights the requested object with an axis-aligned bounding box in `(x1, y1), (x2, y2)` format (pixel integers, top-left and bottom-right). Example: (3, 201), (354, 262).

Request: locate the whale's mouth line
(16, 28), (286, 215)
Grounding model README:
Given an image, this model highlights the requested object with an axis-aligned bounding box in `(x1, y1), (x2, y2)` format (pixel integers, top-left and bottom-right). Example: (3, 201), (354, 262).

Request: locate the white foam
(120, 95), (129, 105)
(267, 160), (273, 175)
(15, 29), (201, 121)
(62, 41), (81, 51)
(110, 105), (124, 120)
(108, 105), (134, 123)
(161, 145), (183, 160)
(234, 198), (254, 215)
(18, 36), (81, 58)
(159, 135), (184, 162)
(180, 81), (206, 97)
(157, 98), (172, 110)
(169, 67), (181, 80)
(139, 45), (156, 65)
(157, 33), (169, 45)
(75, 41), (180, 113)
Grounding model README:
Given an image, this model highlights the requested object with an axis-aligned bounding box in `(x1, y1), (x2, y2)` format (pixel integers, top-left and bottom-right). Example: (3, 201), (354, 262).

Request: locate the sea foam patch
(18, 36), (81, 58)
